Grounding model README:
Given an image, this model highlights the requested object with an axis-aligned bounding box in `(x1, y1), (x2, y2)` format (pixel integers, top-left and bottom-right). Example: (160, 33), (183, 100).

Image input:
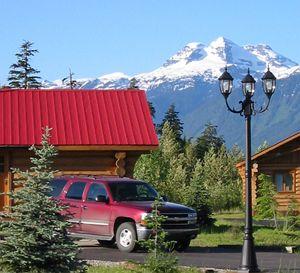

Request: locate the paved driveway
(78, 240), (300, 272)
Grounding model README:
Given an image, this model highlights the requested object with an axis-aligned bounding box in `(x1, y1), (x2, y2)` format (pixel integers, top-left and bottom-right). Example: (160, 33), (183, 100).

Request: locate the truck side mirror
(161, 195), (168, 202)
(95, 195), (109, 203)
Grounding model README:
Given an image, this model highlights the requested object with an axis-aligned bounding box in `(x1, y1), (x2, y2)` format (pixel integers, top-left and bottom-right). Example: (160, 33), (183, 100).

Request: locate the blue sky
(1, 0), (300, 83)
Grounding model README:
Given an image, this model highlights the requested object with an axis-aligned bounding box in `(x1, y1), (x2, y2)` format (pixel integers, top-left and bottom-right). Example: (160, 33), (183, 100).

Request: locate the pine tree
(62, 69), (78, 89)
(255, 140), (269, 153)
(8, 41), (41, 89)
(194, 122), (225, 160)
(255, 174), (278, 226)
(200, 146), (242, 211)
(185, 160), (214, 226)
(230, 143), (244, 163)
(135, 122), (188, 203)
(128, 77), (139, 89)
(148, 101), (156, 119)
(140, 198), (178, 273)
(0, 128), (85, 273)
(157, 104), (184, 145)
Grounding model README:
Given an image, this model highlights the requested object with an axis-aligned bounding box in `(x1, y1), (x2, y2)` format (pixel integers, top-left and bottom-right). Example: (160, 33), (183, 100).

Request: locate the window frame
(273, 170), (296, 193)
(49, 179), (68, 197)
(86, 183), (108, 203)
(65, 181), (87, 201)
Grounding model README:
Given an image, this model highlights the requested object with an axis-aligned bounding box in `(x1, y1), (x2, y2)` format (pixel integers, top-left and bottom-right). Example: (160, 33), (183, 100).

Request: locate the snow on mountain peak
(243, 44), (298, 76)
(163, 42), (206, 67)
(209, 36), (235, 47)
(98, 72), (129, 81)
(47, 37), (299, 91)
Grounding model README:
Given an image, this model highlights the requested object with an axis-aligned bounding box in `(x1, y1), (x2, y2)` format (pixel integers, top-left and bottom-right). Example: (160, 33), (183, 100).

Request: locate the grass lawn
(192, 218), (300, 248)
(87, 265), (202, 273)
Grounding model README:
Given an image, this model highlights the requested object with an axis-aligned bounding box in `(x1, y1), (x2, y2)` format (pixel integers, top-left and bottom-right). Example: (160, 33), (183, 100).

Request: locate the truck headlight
(140, 212), (151, 226)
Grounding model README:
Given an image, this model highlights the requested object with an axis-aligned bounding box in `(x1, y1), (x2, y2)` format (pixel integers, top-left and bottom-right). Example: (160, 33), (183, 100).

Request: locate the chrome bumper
(136, 224), (199, 241)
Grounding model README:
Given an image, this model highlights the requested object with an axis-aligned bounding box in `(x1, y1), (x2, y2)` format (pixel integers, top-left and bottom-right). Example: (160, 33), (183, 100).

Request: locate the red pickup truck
(50, 176), (199, 252)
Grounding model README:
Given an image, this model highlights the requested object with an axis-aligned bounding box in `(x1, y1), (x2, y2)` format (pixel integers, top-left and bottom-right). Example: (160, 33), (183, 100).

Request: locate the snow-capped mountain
(45, 37), (300, 149)
(47, 37), (299, 90)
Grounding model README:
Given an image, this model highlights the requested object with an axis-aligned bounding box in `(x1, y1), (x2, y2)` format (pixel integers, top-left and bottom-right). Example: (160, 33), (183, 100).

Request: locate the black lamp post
(218, 66), (276, 273)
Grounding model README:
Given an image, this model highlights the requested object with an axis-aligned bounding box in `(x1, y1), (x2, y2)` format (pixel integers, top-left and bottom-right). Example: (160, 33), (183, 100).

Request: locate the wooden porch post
(3, 152), (12, 211)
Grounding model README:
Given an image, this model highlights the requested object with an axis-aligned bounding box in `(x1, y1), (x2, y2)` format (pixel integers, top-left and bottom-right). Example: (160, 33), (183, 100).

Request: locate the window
(49, 179), (67, 197)
(87, 183), (107, 201)
(66, 182), (87, 200)
(274, 172), (294, 192)
(108, 182), (158, 201)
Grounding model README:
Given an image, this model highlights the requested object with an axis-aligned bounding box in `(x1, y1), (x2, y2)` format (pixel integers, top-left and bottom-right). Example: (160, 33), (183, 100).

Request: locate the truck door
(63, 181), (87, 234)
(81, 183), (111, 236)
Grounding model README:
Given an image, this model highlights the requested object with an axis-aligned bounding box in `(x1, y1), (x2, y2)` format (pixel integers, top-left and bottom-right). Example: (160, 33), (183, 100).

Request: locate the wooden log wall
(238, 164), (300, 214)
(0, 148), (143, 211)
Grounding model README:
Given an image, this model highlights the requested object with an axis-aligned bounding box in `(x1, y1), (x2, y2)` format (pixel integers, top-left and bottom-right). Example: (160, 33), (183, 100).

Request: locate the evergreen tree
(0, 128), (85, 273)
(255, 174), (278, 226)
(135, 122), (188, 203)
(148, 101), (156, 119)
(200, 146), (242, 211)
(194, 122), (225, 160)
(185, 160), (214, 226)
(127, 78), (156, 119)
(140, 198), (178, 273)
(255, 140), (269, 153)
(62, 69), (78, 89)
(230, 143), (244, 163)
(8, 41), (42, 89)
(128, 77), (139, 89)
(157, 104), (184, 145)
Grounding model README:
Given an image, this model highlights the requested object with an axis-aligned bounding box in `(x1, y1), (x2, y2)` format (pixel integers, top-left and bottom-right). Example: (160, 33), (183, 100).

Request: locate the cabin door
(0, 157), (5, 211)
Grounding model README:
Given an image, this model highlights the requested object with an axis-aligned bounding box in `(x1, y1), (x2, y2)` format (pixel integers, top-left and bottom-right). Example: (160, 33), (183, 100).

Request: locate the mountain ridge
(43, 37), (300, 149)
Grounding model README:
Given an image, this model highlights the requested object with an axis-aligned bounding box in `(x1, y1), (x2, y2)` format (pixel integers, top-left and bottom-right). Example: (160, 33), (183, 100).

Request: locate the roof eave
(236, 131), (300, 168)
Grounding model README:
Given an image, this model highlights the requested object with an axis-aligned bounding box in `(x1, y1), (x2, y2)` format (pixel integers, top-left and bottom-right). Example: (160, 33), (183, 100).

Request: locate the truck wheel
(175, 239), (191, 252)
(97, 240), (115, 248)
(116, 222), (137, 252)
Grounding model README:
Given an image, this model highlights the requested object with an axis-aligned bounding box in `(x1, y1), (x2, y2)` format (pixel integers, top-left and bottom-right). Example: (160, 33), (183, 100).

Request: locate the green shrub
(255, 173), (278, 227)
(139, 198), (178, 273)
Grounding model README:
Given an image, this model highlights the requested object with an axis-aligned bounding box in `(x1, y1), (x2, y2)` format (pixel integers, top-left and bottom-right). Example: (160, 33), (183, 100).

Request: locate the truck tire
(116, 222), (137, 252)
(174, 239), (191, 252)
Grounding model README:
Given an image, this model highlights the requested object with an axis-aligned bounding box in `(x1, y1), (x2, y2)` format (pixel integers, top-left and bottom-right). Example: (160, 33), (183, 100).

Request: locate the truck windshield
(108, 182), (158, 202)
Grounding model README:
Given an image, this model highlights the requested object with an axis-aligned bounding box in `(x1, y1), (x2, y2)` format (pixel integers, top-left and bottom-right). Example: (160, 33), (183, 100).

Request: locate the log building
(0, 89), (158, 211)
(236, 132), (300, 213)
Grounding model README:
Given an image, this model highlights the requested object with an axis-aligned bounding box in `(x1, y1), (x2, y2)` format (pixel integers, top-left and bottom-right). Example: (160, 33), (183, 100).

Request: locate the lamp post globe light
(218, 66), (276, 273)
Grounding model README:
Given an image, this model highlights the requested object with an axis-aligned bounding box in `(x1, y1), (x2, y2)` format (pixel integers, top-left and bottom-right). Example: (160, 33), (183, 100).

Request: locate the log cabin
(236, 132), (300, 213)
(0, 89), (158, 211)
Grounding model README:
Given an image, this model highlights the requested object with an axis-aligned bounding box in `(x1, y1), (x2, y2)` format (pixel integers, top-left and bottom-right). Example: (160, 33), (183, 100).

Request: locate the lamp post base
(239, 237), (260, 273)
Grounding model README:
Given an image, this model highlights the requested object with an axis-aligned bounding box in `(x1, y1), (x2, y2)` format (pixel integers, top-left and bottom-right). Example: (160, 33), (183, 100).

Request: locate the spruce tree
(194, 122), (224, 160)
(127, 78), (156, 119)
(62, 69), (78, 89)
(8, 41), (42, 89)
(148, 101), (156, 119)
(255, 174), (278, 226)
(185, 160), (214, 226)
(0, 127), (84, 273)
(200, 146), (242, 211)
(255, 140), (269, 153)
(157, 104), (184, 145)
(135, 122), (188, 204)
(230, 143), (244, 163)
(128, 77), (139, 89)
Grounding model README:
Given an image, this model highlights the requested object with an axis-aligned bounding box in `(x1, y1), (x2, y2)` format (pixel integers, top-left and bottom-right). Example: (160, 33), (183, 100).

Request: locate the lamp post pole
(241, 99), (258, 272)
(218, 67), (276, 273)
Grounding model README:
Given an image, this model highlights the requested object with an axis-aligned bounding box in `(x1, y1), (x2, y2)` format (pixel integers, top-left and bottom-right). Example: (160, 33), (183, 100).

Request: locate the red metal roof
(0, 89), (158, 147)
